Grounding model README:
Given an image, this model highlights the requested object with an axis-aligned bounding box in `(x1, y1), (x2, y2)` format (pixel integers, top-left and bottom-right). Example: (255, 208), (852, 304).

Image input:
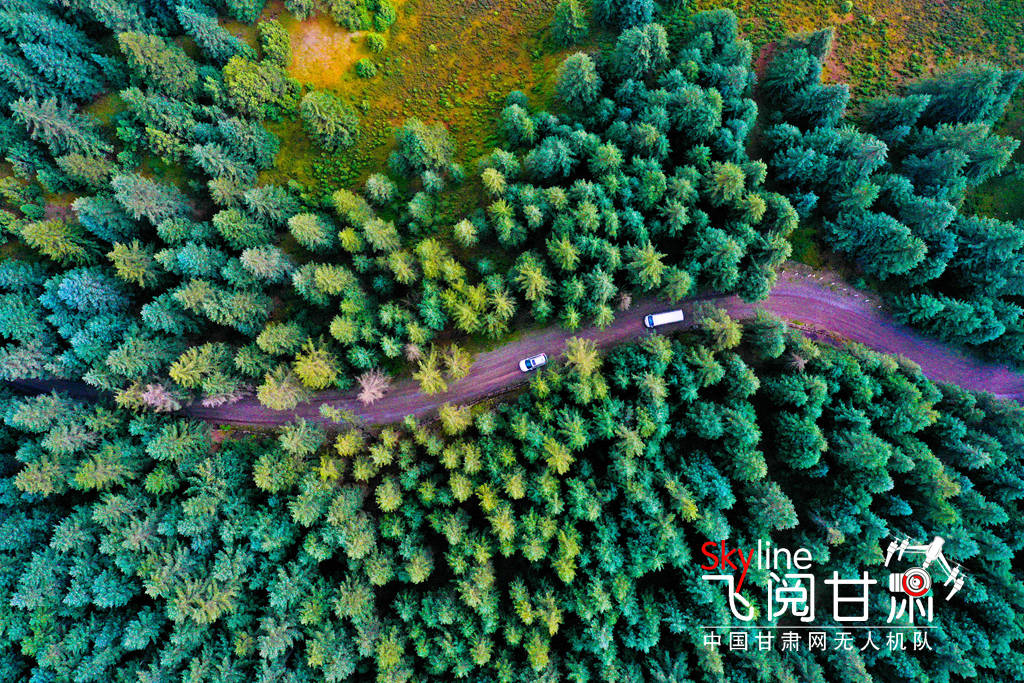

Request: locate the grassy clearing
(280, 13), (369, 88)
(258, 0), (592, 196)
(699, 0), (1024, 98)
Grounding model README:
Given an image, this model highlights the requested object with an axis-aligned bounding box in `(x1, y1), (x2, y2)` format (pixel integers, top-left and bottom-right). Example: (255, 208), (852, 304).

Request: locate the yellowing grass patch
(281, 13), (369, 88)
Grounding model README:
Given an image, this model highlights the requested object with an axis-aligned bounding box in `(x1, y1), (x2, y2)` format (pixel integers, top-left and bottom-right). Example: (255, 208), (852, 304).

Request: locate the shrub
(326, 0), (372, 30)
(366, 33), (387, 53)
(355, 58), (378, 78)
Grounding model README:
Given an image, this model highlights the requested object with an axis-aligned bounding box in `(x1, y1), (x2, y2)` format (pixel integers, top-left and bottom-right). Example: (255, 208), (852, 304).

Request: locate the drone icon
(883, 533), (966, 600)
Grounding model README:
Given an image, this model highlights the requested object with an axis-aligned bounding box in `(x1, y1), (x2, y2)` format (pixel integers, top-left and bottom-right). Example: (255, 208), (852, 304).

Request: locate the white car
(518, 353), (548, 372)
(644, 309), (685, 329)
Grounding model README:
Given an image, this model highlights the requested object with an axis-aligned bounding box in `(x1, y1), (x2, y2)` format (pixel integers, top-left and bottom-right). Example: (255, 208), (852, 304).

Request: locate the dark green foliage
(10, 97), (111, 158)
(595, 0), (656, 29)
(225, 0), (267, 22)
(610, 22), (669, 80)
(490, 14), (793, 324)
(19, 42), (104, 101)
(176, 4), (256, 64)
(906, 62), (1024, 126)
(555, 51), (601, 111)
(762, 37), (1024, 362)
(550, 0), (588, 47)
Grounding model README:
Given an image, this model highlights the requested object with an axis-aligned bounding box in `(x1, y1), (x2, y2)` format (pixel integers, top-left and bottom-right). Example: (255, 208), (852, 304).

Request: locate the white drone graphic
(883, 533), (966, 601)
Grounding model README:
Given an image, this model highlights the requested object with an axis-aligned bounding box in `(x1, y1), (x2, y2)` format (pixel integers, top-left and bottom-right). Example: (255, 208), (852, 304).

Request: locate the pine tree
(611, 23), (669, 81)
(389, 118), (456, 178)
(117, 32), (198, 97)
(19, 42), (104, 101)
(176, 5), (255, 63)
(10, 97), (111, 157)
(595, 0), (655, 28)
(56, 154), (114, 190)
(550, 0), (588, 46)
(110, 174), (190, 225)
(357, 369), (391, 405)
(299, 90), (361, 151)
(907, 62), (1024, 126)
(108, 241), (160, 288)
(257, 366), (308, 410)
(556, 53), (601, 112)
(213, 208), (274, 250)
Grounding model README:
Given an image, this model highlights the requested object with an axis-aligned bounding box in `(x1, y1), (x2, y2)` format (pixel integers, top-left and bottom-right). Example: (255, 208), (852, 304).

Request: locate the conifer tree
(117, 31), (198, 97)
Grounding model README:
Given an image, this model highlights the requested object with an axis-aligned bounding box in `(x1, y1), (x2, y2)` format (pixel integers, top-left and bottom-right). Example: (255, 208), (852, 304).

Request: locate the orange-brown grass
(280, 12), (370, 87)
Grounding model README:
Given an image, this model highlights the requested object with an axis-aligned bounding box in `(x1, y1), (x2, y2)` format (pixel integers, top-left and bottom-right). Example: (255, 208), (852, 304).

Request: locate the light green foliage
(300, 90), (361, 151)
(354, 57), (378, 78)
(108, 241), (160, 288)
(258, 19), (291, 67)
(222, 56), (300, 119)
(257, 365), (308, 409)
(388, 118), (456, 178)
(288, 212), (335, 251)
(293, 338), (340, 389)
(366, 32), (387, 53)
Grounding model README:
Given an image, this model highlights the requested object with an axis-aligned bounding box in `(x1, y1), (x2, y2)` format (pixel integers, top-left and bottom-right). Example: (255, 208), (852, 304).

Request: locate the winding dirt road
(7, 267), (1024, 427)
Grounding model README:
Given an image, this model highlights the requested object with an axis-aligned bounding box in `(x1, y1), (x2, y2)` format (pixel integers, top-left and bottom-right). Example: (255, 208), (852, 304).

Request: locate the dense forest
(3, 0), (1024, 681)
(3, 315), (1024, 680)
(760, 31), (1024, 363)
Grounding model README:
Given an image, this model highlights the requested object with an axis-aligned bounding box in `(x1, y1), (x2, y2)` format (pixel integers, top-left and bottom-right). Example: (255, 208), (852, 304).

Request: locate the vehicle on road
(519, 353), (548, 372)
(644, 309), (685, 329)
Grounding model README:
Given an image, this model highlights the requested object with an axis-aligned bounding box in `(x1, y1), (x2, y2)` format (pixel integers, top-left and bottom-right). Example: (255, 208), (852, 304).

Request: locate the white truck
(644, 309), (685, 329)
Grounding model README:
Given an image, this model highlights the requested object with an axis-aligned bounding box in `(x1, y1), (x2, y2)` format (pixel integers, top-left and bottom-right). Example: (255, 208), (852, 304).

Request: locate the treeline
(0, 6), (794, 413)
(3, 317), (1023, 680)
(760, 30), (1024, 362)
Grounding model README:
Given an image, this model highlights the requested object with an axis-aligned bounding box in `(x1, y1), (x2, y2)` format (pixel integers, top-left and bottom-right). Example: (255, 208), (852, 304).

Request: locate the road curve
(7, 267), (1024, 427)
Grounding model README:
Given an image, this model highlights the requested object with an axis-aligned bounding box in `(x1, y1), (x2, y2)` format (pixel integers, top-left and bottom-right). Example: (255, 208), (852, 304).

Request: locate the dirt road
(8, 268), (1024, 427)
